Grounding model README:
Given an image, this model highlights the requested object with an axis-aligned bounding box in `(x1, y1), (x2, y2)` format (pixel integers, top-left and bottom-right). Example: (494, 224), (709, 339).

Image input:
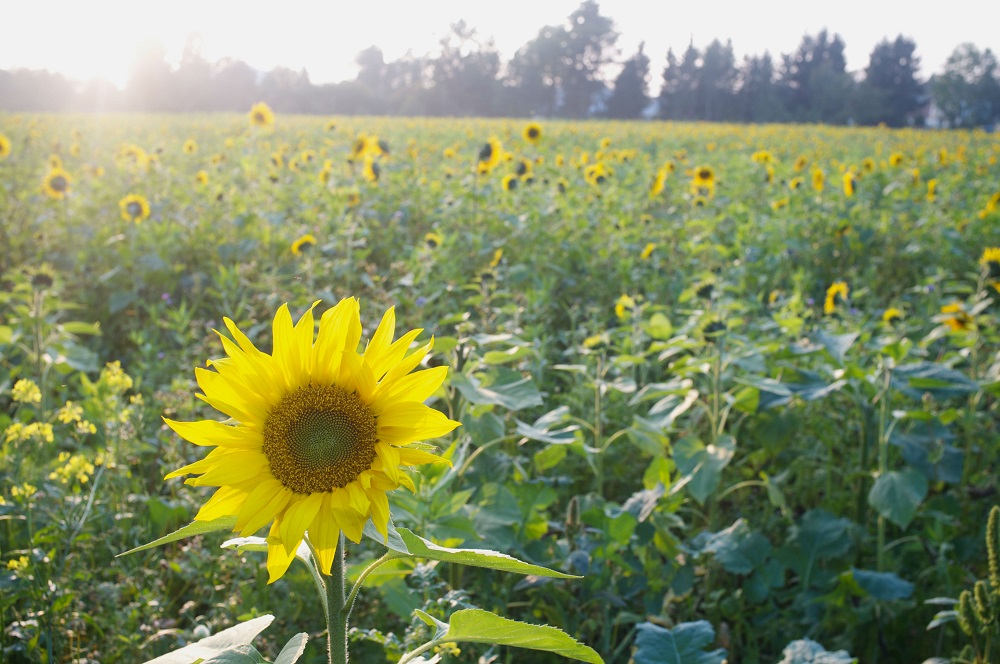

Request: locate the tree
(737, 53), (785, 122)
(854, 35), (923, 126)
(606, 42), (650, 119)
(559, 0), (619, 117)
(931, 43), (1000, 127)
(659, 42), (700, 120)
(430, 21), (502, 116)
(778, 30), (853, 123)
(697, 39), (738, 121)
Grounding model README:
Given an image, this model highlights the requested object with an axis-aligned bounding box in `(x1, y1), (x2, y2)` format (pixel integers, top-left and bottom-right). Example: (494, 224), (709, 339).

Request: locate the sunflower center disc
(127, 202), (142, 217)
(263, 385), (378, 494)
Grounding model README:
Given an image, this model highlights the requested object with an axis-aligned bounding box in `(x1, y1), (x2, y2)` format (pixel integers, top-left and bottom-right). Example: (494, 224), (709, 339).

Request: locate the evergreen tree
(931, 43), (1000, 127)
(606, 42), (650, 119)
(855, 36), (923, 126)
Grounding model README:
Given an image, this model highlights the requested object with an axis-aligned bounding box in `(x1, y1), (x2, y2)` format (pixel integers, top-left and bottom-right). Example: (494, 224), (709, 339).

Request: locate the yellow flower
(812, 168), (825, 193)
(501, 173), (518, 191)
(57, 401), (84, 424)
(649, 168), (668, 198)
(583, 162), (611, 187)
(882, 307), (903, 324)
(477, 137), (502, 174)
(249, 102), (275, 127)
(119, 193), (151, 224)
(42, 168), (72, 199)
(926, 179), (937, 202)
(789, 177), (804, 190)
(489, 248), (504, 268)
(751, 150), (773, 164)
(615, 294), (636, 320)
(12, 378), (42, 404)
(325, 119), (337, 131)
(0, 134), (11, 160)
(771, 197), (789, 211)
(794, 155), (808, 172)
(49, 154), (63, 170)
(183, 139), (198, 155)
(196, 170), (209, 186)
(362, 157), (380, 184)
(862, 157), (875, 173)
(291, 234), (317, 256)
(843, 171), (856, 197)
(640, 243), (656, 260)
(824, 281), (849, 315)
(523, 122), (542, 145)
(164, 300), (460, 582)
(692, 165), (715, 191)
(980, 247), (1000, 279)
(889, 152), (904, 167)
(940, 302), (972, 331)
(424, 232), (443, 249)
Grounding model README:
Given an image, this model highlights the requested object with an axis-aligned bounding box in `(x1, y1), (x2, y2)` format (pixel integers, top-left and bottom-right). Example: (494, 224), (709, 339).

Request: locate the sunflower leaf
(117, 515), (238, 557)
(363, 518), (410, 554)
(396, 528), (578, 578)
(408, 609), (603, 663)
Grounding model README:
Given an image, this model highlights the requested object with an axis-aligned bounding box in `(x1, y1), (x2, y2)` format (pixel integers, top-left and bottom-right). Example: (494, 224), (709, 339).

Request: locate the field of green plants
(1, 109), (999, 664)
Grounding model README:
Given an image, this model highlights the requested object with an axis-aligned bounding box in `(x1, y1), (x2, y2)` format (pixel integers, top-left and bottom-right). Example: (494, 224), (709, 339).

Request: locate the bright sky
(4, 0), (999, 91)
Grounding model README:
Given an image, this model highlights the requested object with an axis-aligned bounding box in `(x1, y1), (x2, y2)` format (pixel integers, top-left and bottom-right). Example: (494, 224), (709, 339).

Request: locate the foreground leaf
(144, 615), (273, 664)
(397, 528), (578, 578)
(119, 516), (237, 556)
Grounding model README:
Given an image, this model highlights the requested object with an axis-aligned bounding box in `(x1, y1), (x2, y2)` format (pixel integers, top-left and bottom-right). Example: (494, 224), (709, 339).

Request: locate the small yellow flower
(57, 401), (84, 424)
(812, 168), (825, 193)
(640, 243), (656, 260)
(843, 172), (856, 197)
(249, 102), (275, 127)
(882, 307), (903, 325)
(0, 134), (11, 160)
(501, 173), (518, 191)
(489, 248), (504, 268)
(940, 302), (972, 331)
(42, 168), (72, 199)
(615, 294), (636, 320)
(523, 122), (542, 145)
(119, 193), (151, 224)
(889, 152), (904, 167)
(7, 556), (29, 571)
(824, 281), (849, 315)
(11, 378), (42, 404)
(291, 234), (317, 256)
(771, 197), (789, 211)
(926, 179), (937, 202)
(424, 232), (443, 249)
(196, 170), (209, 186)
(183, 139), (198, 155)
(649, 169), (668, 198)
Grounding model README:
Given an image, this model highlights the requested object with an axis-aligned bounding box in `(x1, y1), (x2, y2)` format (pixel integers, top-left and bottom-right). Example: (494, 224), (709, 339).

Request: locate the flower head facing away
(164, 299), (460, 582)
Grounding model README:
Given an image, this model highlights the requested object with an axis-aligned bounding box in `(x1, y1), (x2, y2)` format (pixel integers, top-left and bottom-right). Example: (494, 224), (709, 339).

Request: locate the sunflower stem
(326, 532), (349, 664)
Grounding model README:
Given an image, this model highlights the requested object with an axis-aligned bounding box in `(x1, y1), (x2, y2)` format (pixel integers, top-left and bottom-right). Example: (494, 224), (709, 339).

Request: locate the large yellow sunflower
(164, 300), (459, 582)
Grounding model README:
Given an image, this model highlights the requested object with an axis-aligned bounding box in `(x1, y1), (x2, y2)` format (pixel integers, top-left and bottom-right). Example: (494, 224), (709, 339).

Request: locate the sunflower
(691, 165), (715, 195)
(614, 294), (636, 320)
(119, 193), (151, 223)
(926, 179), (938, 202)
(842, 171), (856, 197)
(249, 102), (275, 127)
(640, 243), (656, 260)
(183, 139), (198, 155)
(862, 158), (876, 173)
(523, 122), (542, 145)
(164, 300), (460, 581)
(789, 177), (804, 190)
(771, 197), (789, 211)
(195, 170), (209, 186)
(325, 120), (337, 131)
(583, 162), (611, 187)
(889, 152), (904, 167)
(882, 307), (903, 325)
(649, 169), (668, 199)
(42, 168), (71, 199)
(980, 247), (1000, 280)
(812, 168), (825, 193)
(291, 234), (317, 256)
(824, 281), (849, 315)
(362, 157), (380, 184)
(477, 137), (502, 174)
(0, 134), (11, 160)
(501, 173), (518, 192)
(940, 303), (972, 331)
(794, 155), (808, 172)
(424, 232), (443, 249)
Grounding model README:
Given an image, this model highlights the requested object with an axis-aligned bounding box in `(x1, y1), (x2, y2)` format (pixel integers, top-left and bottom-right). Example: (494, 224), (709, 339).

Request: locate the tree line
(2, 1), (999, 128)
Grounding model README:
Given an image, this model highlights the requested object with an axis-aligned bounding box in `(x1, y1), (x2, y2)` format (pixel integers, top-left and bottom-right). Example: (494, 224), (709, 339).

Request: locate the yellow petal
(331, 501), (366, 543)
(235, 480), (293, 536)
(371, 366), (449, 413)
(163, 418), (257, 448)
(266, 520), (297, 583)
(279, 492), (323, 555)
(339, 351), (376, 402)
(397, 446), (451, 467)
(364, 306), (396, 368)
(313, 298), (359, 385)
(367, 488), (390, 540)
(194, 485), (250, 521)
(188, 452), (269, 486)
(374, 442), (401, 483)
(308, 494), (342, 575)
(223, 316), (265, 359)
(371, 332), (427, 383)
(377, 402), (461, 440)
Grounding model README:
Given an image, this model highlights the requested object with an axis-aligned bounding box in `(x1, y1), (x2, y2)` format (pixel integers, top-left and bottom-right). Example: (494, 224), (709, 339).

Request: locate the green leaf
(273, 633), (309, 664)
(60, 321), (102, 336)
(364, 517), (410, 554)
(534, 444), (568, 471)
(0, 326), (14, 345)
(429, 608), (603, 663)
(451, 372), (543, 411)
(701, 519), (771, 575)
(777, 639), (856, 663)
(815, 331), (858, 364)
(396, 528), (577, 578)
(482, 346), (533, 365)
(868, 469), (927, 529)
(892, 362), (978, 400)
(117, 516), (237, 556)
(644, 313), (673, 340)
(633, 621), (726, 664)
(144, 615), (274, 664)
(673, 435), (735, 505)
(849, 568), (914, 600)
(202, 646), (266, 663)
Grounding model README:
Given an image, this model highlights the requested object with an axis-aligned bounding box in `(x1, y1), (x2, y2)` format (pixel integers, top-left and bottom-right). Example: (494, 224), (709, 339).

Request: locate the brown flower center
(263, 385), (378, 493)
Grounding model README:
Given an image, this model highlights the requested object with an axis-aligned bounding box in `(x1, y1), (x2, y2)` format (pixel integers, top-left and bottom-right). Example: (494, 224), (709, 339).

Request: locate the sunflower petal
(235, 480), (293, 536)
(397, 446), (451, 467)
(308, 494), (342, 575)
(313, 298), (359, 385)
(364, 306), (396, 368)
(266, 520), (297, 583)
(377, 402), (461, 440)
(371, 366), (449, 413)
(374, 442), (401, 483)
(188, 452), (269, 486)
(375, 334), (430, 384)
(194, 485), (250, 522)
(339, 351), (376, 402)
(367, 489), (390, 540)
(279, 492), (323, 555)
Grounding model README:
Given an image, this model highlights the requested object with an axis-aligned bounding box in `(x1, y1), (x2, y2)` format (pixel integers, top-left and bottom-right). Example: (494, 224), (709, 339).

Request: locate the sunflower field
(1, 109), (999, 664)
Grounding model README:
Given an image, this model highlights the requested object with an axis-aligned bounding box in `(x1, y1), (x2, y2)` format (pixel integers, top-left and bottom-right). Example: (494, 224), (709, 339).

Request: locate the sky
(3, 0), (999, 92)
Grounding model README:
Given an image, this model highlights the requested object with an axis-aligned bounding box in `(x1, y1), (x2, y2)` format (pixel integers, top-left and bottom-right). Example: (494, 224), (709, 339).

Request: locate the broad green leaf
(396, 528), (577, 578)
(118, 516), (237, 556)
(482, 346), (533, 364)
(673, 435), (735, 505)
(868, 469), (927, 528)
(849, 568), (914, 600)
(777, 639), (856, 664)
(202, 646), (266, 663)
(633, 621), (726, 664)
(450, 372), (543, 411)
(274, 633), (309, 664)
(891, 362), (978, 400)
(364, 517), (410, 554)
(644, 312), (673, 340)
(515, 420), (580, 445)
(60, 321), (102, 336)
(433, 608), (603, 663)
(144, 615), (273, 664)
(814, 331), (858, 363)
(783, 509), (853, 581)
(701, 519), (771, 575)
(0, 325), (12, 345)
(534, 444), (568, 471)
